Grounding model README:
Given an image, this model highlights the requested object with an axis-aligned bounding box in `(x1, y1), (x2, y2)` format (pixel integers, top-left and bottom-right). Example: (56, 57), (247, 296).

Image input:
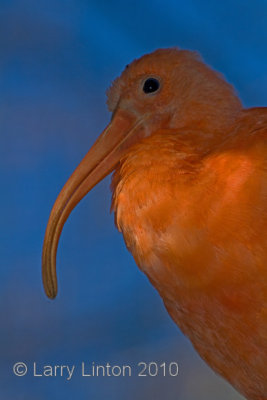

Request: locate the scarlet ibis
(42, 48), (267, 400)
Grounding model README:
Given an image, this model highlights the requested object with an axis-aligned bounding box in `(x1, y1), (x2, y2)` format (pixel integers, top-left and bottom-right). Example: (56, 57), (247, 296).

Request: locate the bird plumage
(111, 108), (267, 400)
(42, 48), (267, 400)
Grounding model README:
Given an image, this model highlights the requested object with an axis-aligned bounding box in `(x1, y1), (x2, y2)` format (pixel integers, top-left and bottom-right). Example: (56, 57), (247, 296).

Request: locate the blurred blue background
(1, 0), (266, 399)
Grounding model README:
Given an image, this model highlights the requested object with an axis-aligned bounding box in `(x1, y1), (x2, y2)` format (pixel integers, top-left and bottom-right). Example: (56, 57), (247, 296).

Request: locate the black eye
(143, 78), (160, 94)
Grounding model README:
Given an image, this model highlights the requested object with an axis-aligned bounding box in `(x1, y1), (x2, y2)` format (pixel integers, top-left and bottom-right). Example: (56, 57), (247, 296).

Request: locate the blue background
(1, 0), (266, 399)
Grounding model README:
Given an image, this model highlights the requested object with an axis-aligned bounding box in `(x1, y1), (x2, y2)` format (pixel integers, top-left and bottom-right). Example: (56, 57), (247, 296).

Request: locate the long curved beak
(42, 109), (147, 299)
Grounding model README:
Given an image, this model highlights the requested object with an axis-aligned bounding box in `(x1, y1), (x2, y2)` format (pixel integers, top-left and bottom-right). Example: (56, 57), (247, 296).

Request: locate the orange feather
(42, 48), (267, 400)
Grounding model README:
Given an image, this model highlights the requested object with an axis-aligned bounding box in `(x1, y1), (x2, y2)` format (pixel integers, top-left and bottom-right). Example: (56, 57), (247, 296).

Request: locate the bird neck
(111, 131), (206, 226)
(114, 131), (205, 181)
(168, 97), (242, 142)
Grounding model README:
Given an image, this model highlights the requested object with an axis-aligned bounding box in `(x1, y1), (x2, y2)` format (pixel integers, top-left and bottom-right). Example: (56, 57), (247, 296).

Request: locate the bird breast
(110, 132), (267, 400)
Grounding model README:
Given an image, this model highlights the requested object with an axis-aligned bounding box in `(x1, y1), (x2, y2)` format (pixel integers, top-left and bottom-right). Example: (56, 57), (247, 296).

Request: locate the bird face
(42, 48), (240, 299)
(106, 51), (187, 129)
(42, 51), (175, 298)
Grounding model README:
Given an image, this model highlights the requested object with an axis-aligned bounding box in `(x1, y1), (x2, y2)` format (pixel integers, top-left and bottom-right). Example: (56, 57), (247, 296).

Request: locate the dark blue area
(0, 1), (266, 399)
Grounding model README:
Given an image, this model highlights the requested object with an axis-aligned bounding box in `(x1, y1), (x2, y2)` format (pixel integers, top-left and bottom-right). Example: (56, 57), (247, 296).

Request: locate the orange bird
(42, 48), (267, 400)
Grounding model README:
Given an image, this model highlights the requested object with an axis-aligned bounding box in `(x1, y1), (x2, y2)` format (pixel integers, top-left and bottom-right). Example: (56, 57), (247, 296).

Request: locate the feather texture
(111, 108), (267, 400)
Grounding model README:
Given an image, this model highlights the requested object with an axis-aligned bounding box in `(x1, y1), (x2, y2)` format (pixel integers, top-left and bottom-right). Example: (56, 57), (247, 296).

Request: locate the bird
(42, 48), (267, 400)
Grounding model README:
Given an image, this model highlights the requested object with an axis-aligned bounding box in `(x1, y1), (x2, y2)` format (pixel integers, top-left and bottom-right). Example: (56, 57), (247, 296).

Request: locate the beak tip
(48, 290), (57, 300)
(43, 284), (58, 300)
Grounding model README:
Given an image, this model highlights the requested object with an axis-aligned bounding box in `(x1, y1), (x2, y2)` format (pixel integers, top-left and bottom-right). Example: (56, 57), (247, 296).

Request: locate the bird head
(42, 48), (242, 299)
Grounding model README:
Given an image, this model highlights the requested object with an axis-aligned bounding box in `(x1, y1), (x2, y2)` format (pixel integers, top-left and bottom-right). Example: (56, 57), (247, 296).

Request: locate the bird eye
(143, 78), (160, 94)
